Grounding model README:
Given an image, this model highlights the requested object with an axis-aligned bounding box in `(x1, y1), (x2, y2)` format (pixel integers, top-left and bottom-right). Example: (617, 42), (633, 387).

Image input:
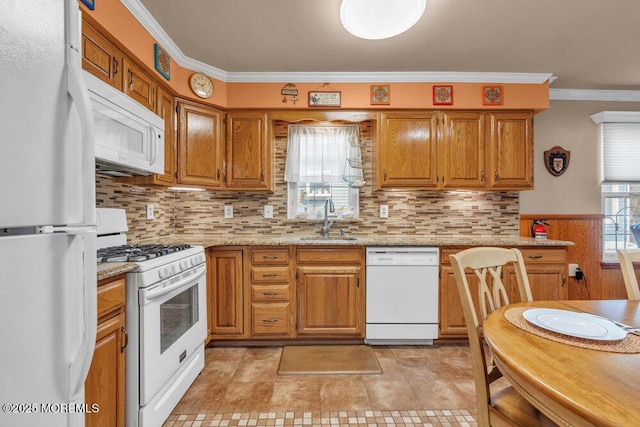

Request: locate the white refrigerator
(0, 1), (97, 427)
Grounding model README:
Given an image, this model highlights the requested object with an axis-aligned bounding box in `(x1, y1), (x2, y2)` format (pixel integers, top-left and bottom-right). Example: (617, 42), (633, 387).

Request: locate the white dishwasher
(365, 247), (439, 345)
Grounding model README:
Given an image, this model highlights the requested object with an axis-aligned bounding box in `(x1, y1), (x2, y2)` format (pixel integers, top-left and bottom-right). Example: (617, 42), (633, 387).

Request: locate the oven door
(138, 263), (207, 405)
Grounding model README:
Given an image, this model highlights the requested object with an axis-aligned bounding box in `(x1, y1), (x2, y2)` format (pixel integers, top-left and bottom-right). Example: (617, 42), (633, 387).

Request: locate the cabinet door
(225, 111), (271, 190)
(81, 20), (123, 91)
(155, 87), (176, 184)
(440, 112), (486, 189)
(297, 266), (363, 337)
(208, 249), (244, 338)
(177, 101), (224, 188)
(378, 112), (438, 188)
(123, 58), (157, 111)
(85, 313), (126, 427)
(487, 112), (533, 189)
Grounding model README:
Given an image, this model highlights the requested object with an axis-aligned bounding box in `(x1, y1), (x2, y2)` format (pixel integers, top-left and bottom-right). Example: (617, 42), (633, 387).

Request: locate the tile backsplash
(96, 120), (519, 244)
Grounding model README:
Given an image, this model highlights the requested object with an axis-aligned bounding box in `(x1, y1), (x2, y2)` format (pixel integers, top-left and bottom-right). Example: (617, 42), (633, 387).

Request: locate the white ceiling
(134, 0), (640, 90)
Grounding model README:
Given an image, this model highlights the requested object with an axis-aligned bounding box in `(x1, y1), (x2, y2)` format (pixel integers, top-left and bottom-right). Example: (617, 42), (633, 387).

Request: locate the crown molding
(550, 88), (640, 102)
(224, 71), (553, 83)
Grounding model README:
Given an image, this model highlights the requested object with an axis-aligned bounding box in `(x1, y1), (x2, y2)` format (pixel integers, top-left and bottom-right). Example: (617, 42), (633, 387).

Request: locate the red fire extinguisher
(532, 219), (549, 239)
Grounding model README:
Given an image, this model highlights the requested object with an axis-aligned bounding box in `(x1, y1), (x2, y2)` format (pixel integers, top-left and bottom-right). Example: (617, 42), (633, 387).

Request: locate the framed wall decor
(544, 146), (570, 176)
(370, 85), (390, 105)
(433, 85), (453, 105)
(154, 44), (170, 81)
(308, 91), (341, 107)
(80, 0), (95, 10)
(482, 85), (503, 105)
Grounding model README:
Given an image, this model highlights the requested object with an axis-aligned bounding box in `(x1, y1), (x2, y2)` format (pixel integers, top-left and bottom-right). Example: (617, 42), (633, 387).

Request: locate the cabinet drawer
(97, 277), (125, 318)
(251, 266), (290, 282)
(252, 303), (289, 335)
(520, 248), (566, 264)
(252, 285), (290, 302)
(251, 248), (289, 265)
(296, 247), (363, 264)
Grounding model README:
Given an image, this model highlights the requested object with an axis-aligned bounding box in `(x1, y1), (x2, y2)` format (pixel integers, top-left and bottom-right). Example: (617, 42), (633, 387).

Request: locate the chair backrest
(617, 249), (640, 300)
(449, 247), (533, 426)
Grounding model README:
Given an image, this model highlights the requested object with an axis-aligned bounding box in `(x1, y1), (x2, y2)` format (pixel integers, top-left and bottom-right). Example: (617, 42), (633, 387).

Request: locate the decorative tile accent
(370, 85), (390, 105)
(154, 43), (171, 80)
(433, 85), (453, 105)
(162, 409), (476, 426)
(482, 85), (503, 105)
(96, 120), (519, 244)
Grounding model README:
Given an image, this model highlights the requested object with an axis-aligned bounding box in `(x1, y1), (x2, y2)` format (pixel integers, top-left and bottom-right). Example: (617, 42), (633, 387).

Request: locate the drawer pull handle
(262, 274), (278, 278)
(263, 319), (279, 323)
(262, 255), (279, 260)
(263, 291), (279, 296)
(120, 327), (128, 353)
(528, 255), (543, 260)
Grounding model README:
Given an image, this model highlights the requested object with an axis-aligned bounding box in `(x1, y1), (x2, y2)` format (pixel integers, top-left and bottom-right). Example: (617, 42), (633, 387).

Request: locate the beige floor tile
(270, 381), (322, 411)
(232, 357), (280, 382)
(320, 377), (371, 411)
(217, 381), (274, 412)
(364, 380), (421, 410)
(409, 377), (474, 410)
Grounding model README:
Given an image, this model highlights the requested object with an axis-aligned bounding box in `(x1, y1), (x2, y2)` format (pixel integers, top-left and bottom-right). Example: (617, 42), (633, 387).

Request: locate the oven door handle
(143, 264), (206, 302)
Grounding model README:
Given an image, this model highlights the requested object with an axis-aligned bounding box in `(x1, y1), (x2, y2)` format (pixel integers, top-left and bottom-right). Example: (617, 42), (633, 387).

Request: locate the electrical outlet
(380, 204), (389, 218)
(146, 204), (154, 220)
(568, 263), (579, 277)
(264, 205), (273, 219)
(224, 205), (234, 219)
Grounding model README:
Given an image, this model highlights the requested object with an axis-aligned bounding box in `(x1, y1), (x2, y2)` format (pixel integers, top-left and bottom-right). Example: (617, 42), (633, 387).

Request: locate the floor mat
(278, 345), (382, 375)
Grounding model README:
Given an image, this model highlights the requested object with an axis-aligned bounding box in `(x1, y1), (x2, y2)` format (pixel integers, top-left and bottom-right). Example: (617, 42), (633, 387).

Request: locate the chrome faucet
(318, 197), (335, 237)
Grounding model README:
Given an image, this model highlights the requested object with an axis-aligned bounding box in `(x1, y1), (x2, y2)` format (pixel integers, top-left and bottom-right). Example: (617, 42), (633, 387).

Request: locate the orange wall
(79, 1), (548, 111)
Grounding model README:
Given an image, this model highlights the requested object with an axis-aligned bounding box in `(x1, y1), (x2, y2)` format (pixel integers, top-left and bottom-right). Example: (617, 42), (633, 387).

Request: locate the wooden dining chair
(617, 249), (640, 300)
(450, 247), (555, 427)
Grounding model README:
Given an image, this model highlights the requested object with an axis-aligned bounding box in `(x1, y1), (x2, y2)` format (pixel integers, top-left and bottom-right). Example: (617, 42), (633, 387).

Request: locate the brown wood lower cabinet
(86, 275), (127, 427)
(207, 245), (365, 342)
(295, 247), (365, 338)
(207, 248), (245, 340)
(439, 246), (567, 339)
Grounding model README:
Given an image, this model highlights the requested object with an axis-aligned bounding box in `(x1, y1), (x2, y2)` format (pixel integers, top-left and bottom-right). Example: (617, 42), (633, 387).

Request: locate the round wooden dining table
(483, 300), (640, 427)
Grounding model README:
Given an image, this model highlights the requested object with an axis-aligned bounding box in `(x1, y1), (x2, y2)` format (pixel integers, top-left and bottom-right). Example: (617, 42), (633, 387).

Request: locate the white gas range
(96, 208), (206, 427)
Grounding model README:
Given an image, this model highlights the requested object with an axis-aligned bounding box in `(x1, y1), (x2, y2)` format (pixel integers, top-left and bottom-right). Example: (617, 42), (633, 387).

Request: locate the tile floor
(163, 344), (479, 426)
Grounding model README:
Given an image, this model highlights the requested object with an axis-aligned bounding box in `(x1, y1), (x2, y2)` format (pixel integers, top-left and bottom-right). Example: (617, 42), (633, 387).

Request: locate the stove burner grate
(97, 243), (192, 263)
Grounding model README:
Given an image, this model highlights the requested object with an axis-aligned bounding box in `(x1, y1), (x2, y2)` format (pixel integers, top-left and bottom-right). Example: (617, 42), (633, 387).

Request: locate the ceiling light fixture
(340, 0), (427, 40)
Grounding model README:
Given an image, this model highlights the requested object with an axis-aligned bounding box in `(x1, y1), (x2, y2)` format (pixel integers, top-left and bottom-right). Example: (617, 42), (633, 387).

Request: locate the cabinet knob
(263, 319), (279, 323)
(112, 58), (119, 76)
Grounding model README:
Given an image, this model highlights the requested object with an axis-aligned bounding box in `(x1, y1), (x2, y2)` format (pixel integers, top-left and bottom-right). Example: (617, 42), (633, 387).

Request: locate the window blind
(601, 122), (640, 183)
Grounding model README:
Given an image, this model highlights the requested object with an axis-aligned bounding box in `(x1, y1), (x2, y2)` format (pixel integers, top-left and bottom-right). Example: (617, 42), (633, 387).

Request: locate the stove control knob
(159, 267), (169, 279)
(171, 265), (178, 275)
(179, 260), (189, 270)
(191, 257), (198, 266)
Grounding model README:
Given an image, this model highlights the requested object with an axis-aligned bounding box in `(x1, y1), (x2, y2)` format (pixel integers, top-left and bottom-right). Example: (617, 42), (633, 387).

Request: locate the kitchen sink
(298, 236), (358, 241)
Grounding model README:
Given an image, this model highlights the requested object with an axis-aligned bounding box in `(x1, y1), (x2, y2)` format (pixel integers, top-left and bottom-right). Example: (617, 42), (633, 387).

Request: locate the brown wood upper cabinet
(82, 20), (124, 91)
(376, 111), (533, 191)
(177, 100), (225, 188)
(225, 111), (272, 191)
(123, 58), (157, 112)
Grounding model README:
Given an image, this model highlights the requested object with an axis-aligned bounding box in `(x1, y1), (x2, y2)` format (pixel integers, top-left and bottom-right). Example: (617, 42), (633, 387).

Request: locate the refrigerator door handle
(66, 1), (96, 227)
(67, 228), (97, 401)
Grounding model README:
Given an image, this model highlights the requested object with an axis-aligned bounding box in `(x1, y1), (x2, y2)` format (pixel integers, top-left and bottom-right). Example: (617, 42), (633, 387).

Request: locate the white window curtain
(284, 125), (360, 183)
(601, 122), (640, 183)
(592, 111), (640, 183)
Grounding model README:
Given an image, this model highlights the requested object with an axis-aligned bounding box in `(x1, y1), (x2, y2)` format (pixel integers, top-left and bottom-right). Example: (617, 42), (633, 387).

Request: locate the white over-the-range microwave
(84, 71), (165, 176)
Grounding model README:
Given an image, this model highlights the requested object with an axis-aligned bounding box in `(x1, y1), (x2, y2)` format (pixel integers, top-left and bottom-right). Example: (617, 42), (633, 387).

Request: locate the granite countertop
(179, 235), (574, 249)
(97, 262), (137, 281)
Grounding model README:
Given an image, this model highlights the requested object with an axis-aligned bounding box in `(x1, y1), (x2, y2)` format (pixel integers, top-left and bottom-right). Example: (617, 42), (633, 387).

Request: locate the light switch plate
(380, 205), (389, 218)
(224, 205), (234, 219)
(264, 205), (274, 218)
(146, 204), (154, 220)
